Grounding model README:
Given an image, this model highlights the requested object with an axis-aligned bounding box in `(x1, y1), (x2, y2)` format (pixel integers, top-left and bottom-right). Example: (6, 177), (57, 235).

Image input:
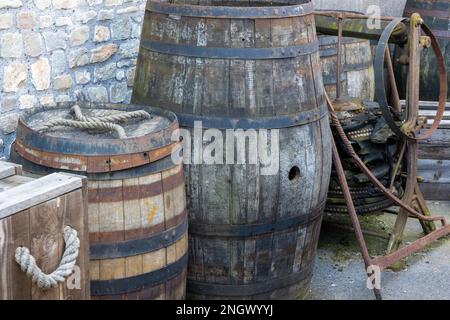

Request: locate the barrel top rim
(18, 102), (179, 143)
(147, 0), (314, 19)
(15, 102), (180, 162)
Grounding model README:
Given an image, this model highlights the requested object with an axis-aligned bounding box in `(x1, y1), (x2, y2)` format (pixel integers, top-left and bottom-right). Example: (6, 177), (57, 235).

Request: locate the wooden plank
(9, 209), (31, 299)
(29, 197), (65, 300)
(418, 159), (450, 184)
(142, 247), (166, 274)
(229, 239), (244, 285)
(419, 129), (450, 160)
(123, 177), (142, 241)
(138, 172), (164, 231)
(293, 226), (308, 273)
(271, 230), (297, 278)
(167, 233), (187, 265)
(255, 234), (273, 282)
(0, 217), (12, 300)
(243, 239), (256, 284)
(420, 182), (450, 201)
(0, 163), (18, 180)
(419, 110), (450, 119)
(99, 258), (125, 281)
(97, 179), (124, 239)
(87, 180), (100, 241)
(90, 260), (100, 281)
(0, 175), (34, 192)
(201, 237), (229, 285)
(162, 165), (182, 226)
(125, 255), (143, 278)
(400, 100), (450, 110)
(66, 186), (89, 299)
(0, 173), (83, 219)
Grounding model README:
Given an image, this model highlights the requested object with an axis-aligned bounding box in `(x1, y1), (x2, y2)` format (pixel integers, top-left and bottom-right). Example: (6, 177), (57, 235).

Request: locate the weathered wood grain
(319, 35), (375, 100)
(0, 163), (89, 300)
(0, 218), (12, 300)
(0, 173), (83, 219)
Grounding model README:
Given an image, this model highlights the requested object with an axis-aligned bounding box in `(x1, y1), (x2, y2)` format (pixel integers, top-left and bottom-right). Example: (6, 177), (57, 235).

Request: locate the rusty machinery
(315, 10), (450, 299)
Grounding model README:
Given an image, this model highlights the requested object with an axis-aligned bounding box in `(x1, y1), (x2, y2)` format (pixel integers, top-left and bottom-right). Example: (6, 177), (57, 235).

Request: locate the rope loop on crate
(14, 226), (80, 290)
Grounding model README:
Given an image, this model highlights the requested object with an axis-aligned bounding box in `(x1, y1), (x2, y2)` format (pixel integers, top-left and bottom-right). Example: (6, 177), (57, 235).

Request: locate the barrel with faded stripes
(132, 0), (332, 299)
(395, 0), (450, 101)
(319, 35), (375, 100)
(10, 102), (187, 300)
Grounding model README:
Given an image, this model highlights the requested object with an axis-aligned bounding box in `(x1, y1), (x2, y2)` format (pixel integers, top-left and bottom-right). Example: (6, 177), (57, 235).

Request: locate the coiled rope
(70, 105), (152, 123)
(15, 226), (80, 290)
(39, 118), (127, 139)
(38, 105), (152, 139)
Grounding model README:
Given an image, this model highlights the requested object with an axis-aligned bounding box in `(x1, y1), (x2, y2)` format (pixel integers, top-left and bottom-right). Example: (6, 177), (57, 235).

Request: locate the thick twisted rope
(14, 226), (80, 290)
(38, 119), (127, 139)
(38, 105), (152, 138)
(71, 105), (152, 123)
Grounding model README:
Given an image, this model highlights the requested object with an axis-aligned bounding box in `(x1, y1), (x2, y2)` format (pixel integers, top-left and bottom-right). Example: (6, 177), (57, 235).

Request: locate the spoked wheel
(374, 17), (447, 141)
(374, 14), (448, 251)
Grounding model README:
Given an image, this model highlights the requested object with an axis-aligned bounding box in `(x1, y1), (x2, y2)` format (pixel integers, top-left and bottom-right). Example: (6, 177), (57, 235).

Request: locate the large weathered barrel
(319, 35), (375, 100)
(10, 102), (187, 300)
(395, 0), (450, 101)
(132, 0), (332, 299)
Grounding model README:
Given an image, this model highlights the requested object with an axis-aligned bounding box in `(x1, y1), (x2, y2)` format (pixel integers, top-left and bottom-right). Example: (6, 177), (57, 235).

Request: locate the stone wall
(0, 0), (146, 158)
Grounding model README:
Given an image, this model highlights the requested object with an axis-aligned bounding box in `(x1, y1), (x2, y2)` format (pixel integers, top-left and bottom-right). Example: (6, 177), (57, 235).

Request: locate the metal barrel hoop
(374, 17), (447, 141)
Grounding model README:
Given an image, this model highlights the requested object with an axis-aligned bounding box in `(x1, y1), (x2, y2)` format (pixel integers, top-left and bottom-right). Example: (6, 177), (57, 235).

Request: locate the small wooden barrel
(10, 102), (187, 300)
(319, 35), (375, 100)
(394, 0), (450, 101)
(0, 161), (89, 300)
(133, 0), (332, 299)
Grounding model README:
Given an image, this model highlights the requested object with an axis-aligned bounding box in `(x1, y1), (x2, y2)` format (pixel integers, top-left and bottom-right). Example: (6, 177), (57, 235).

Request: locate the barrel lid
(14, 102), (180, 173)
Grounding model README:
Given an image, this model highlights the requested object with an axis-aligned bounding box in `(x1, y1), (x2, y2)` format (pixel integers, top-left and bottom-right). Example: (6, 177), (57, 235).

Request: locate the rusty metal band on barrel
(187, 262), (314, 297)
(189, 201), (325, 238)
(141, 39), (319, 60)
(13, 139), (181, 173)
(374, 18), (447, 141)
(90, 220), (188, 260)
(325, 93), (446, 225)
(9, 146), (179, 180)
(91, 254), (188, 296)
(174, 103), (328, 130)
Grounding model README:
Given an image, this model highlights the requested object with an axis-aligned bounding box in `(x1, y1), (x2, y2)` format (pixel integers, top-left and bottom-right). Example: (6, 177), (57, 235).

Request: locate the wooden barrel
(0, 161), (90, 300)
(395, 0), (450, 101)
(10, 102), (188, 300)
(319, 35), (375, 100)
(132, 0), (332, 299)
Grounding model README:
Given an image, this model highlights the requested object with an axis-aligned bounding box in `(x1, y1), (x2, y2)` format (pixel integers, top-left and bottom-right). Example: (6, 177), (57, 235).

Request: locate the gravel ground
(309, 201), (450, 300)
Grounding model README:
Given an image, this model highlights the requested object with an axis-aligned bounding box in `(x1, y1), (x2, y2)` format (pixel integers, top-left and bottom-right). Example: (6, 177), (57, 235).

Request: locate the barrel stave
(319, 35), (375, 100)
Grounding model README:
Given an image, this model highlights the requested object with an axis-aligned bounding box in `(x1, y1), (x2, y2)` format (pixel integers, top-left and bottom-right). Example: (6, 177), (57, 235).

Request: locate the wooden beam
(0, 173), (83, 219)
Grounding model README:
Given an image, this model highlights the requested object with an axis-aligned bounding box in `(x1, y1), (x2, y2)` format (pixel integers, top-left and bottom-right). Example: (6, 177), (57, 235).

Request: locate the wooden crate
(0, 161), (90, 300)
